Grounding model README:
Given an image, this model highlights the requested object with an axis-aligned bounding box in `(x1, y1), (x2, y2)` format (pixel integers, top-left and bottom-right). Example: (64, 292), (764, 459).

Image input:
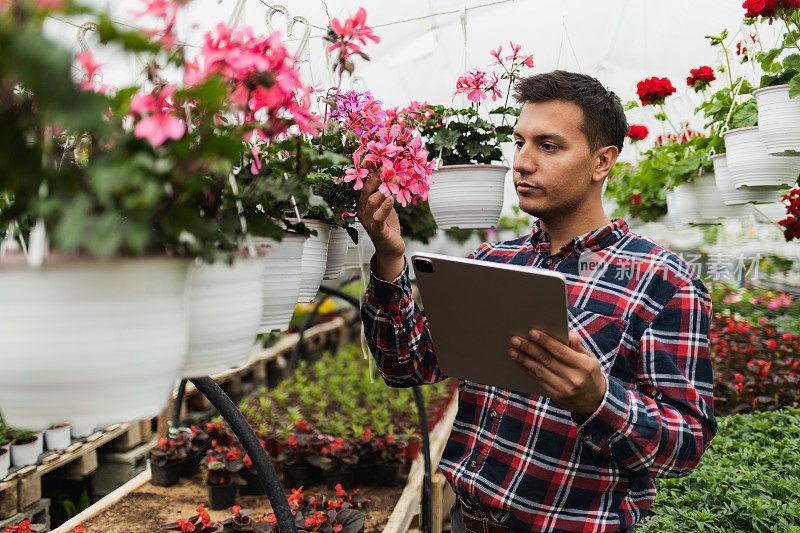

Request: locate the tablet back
(411, 251), (569, 396)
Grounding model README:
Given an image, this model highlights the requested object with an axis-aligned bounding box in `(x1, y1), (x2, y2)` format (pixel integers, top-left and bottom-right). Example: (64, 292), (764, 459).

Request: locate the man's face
(512, 100), (598, 221)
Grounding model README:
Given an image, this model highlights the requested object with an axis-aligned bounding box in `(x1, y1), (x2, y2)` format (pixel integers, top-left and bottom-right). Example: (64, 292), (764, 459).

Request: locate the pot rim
(721, 125), (760, 137)
(286, 217), (334, 227)
(0, 251), (192, 270)
(434, 164), (510, 171)
(709, 153), (727, 160)
(753, 84), (791, 96)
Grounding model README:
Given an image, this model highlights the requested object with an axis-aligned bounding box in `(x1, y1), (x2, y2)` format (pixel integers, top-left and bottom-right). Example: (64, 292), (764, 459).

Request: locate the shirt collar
(529, 218), (629, 254)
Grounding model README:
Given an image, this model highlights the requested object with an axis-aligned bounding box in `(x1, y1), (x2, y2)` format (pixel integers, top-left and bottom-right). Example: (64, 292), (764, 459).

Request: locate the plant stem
(783, 14), (800, 54)
(721, 40), (734, 89)
(659, 104), (681, 136)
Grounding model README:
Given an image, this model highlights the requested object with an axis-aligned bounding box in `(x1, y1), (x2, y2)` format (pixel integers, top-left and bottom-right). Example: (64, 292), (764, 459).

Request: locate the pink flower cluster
(75, 51), (114, 95)
(454, 70), (501, 103)
(335, 92), (433, 207)
(130, 0), (191, 49)
(454, 41), (534, 103)
(348, 122), (434, 206)
(331, 90), (386, 135)
(129, 85), (186, 147)
(186, 23), (317, 139)
(327, 8), (380, 61)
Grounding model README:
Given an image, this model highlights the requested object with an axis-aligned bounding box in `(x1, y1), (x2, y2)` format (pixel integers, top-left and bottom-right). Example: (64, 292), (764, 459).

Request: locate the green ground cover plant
(639, 408), (800, 532)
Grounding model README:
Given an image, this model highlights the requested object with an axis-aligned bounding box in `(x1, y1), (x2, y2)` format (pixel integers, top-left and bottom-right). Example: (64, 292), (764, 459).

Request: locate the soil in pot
(373, 463), (403, 487)
(150, 460), (182, 487)
(282, 463), (314, 490)
(325, 468), (356, 491)
(207, 482), (237, 510)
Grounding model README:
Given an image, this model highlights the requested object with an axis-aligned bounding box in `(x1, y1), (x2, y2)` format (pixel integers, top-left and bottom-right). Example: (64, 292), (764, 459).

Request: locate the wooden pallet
(382, 392), (459, 533)
(0, 420), (150, 520)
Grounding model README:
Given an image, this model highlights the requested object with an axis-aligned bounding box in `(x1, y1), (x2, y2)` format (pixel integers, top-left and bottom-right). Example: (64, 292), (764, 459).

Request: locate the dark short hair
(514, 70), (628, 154)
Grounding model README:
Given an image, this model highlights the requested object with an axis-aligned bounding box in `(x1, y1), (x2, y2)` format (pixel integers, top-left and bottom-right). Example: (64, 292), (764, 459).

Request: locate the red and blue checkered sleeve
(360, 256), (447, 386)
(573, 276), (717, 478)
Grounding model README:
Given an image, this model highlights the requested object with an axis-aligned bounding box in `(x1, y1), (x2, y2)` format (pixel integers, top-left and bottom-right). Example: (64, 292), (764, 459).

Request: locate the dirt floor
(80, 473), (404, 532)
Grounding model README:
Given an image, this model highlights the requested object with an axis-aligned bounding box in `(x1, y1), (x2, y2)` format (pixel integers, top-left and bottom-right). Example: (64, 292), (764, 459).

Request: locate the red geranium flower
(636, 76), (676, 106)
(687, 66), (716, 92)
(627, 124), (648, 142)
(628, 193), (642, 205)
(743, 0), (799, 19)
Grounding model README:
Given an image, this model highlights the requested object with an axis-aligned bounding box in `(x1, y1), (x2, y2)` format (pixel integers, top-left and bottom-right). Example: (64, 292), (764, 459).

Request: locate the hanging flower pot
(253, 233), (307, 333)
(693, 173), (750, 220)
(427, 165), (509, 229)
(44, 425), (72, 451)
(722, 126), (800, 189)
(343, 222), (375, 268)
(323, 226), (351, 280)
(0, 255), (190, 430)
(672, 182), (708, 225)
(179, 250), (268, 378)
(290, 219), (332, 303)
(751, 201), (788, 224)
(754, 85), (800, 155)
(664, 189), (686, 231)
(709, 154), (783, 205)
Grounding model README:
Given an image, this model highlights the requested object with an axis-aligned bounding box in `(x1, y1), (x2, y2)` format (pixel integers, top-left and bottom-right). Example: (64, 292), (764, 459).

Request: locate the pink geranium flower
(129, 85), (185, 147)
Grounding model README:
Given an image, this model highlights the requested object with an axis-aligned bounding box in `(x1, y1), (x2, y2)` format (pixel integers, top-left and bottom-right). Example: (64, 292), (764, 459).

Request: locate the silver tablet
(410, 251), (569, 396)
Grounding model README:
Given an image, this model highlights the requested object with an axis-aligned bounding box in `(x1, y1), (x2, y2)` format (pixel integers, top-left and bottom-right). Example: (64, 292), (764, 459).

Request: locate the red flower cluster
(710, 312), (800, 415)
(743, 0), (800, 19)
(636, 77), (676, 106)
(778, 187), (800, 241)
(628, 193), (642, 205)
(2, 520), (45, 533)
(654, 128), (704, 147)
(627, 125), (648, 142)
(686, 66), (716, 92)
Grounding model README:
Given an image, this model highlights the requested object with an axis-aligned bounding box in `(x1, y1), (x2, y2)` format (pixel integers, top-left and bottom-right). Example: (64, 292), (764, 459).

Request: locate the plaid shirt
(361, 218), (717, 533)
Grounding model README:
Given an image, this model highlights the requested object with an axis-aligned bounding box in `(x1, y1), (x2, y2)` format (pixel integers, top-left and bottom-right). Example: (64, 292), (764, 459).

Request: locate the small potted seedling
(200, 443), (246, 510)
(10, 430), (41, 468)
(44, 423), (72, 451)
(149, 437), (188, 487)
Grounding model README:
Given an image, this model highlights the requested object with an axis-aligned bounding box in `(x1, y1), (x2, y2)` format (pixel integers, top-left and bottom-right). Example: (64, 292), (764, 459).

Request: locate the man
(356, 70), (716, 533)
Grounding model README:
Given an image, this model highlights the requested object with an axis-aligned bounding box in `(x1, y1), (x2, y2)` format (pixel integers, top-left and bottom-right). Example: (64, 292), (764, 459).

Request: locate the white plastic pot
(664, 189), (686, 230)
(673, 182), (707, 225)
(44, 425), (72, 451)
(752, 201), (789, 224)
(0, 448), (8, 479)
(0, 256), (190, 429)
(179, 253), (267, 378)
(428, 164), (508, 229)
(343, 222), (376, 268)
(754, 84), (800, 155)
(70, 422), (96, 440)
(723, 126), (800, 189)
(10, 436), (40, 467)
(323, 226), (351, 280)
(253, 233), (306, 333)
(710, 154), (782, 205)
(693, 173), (750, 220)
(292, 219), (332, 303)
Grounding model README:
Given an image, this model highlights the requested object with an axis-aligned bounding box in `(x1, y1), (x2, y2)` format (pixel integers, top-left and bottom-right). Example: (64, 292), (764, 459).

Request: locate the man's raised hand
(355, 172), (406, 280)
